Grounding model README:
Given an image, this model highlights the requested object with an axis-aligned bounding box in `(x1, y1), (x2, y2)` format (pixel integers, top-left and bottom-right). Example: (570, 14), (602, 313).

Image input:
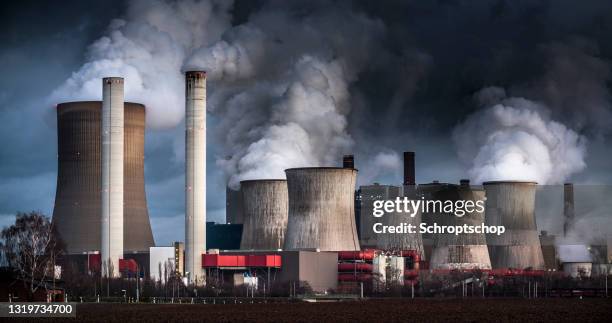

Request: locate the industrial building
(207, 222), (242, 250)
(483, 181), (545, 269)
(203, 250), (338, 293)
(226, 186), (244, 224)
(284, 167), (360, 251)
(240, 180), (288, 250)
(52, 100), (154, 256)
(358, 184), (402, 247)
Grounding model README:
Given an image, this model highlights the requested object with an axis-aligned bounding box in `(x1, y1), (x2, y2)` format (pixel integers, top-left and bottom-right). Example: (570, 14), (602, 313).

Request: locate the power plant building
(483, 181), (545, 269)
(240, 180), (288, 250)
(284, 167), (360, 251)
(358, 184), (401, 248)
(184, 71), (207, 284)
(52, 101), (154, 256)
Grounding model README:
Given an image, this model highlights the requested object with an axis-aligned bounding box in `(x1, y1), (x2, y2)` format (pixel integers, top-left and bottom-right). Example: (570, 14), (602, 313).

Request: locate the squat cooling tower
(52, 101), (154, 256)
(483, 181), (545, 269)
(185, 71), (206, 285)
(284, 167), (360, 251)
(240, 180), (288, 250)
(429, 184), (491, 269)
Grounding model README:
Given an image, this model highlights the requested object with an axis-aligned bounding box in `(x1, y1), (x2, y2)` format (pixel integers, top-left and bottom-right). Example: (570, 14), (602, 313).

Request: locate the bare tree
(0, 211), (64, 300)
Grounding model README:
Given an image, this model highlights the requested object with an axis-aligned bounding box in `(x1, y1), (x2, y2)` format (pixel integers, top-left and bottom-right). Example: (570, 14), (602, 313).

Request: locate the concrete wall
(240, 180), (288, 250)
(429, 185), (491, 269)
(284, 168), (360, 251)
(53, 101), (155, 255)
(149, 247), (175, 283)
(278, 251), (338, 292)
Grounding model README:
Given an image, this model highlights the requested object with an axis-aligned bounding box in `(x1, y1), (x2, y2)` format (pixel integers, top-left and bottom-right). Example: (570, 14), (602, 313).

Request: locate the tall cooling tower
(284, 167), (360, 251)
(185, 71), (206, 285)
(53, 101), (154, 256)
(483, 181), (545, 269)
(429, 183), (491, 269)
(240, 180), (288, 250)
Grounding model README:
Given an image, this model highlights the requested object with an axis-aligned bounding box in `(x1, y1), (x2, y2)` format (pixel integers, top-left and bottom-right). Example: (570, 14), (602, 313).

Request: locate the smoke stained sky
(1, 0), (612, 245)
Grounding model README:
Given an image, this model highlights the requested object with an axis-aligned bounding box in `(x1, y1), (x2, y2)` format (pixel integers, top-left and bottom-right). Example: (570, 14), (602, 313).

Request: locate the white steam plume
(49, 0), (232, 129)
(453, 87), (587, 184)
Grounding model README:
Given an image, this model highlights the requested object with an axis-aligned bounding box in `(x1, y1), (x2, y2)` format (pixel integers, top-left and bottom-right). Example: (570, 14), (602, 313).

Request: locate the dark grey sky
(1, 0), (612, 245)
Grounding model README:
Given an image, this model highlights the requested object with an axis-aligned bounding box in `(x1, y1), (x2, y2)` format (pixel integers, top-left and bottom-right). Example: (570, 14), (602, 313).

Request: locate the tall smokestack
(101, 77), (124, 277)
(342, 154), (354, 169)
(563, 183), (575, 237)
(403, 151), (415, 185)
(185, 71), (206, 285)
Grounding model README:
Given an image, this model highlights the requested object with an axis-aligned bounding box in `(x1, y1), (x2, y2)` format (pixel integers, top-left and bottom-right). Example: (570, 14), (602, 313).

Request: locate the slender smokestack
(563, 183), (574, 237)
(185, 71), (206, 285)
(403, 151), (415, 185)
(101, 77), (124, 277)
(343, 154), (354, 169)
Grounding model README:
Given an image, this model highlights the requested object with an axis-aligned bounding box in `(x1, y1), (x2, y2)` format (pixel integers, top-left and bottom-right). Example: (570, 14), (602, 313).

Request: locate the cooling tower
(429, 184), (491, 269)
(185, 71), (206, 285)
(240, 180), (288, 250)
(284, 167), (360, 251)
(483, 181), (545, 269)
(52, 101), (154, 257)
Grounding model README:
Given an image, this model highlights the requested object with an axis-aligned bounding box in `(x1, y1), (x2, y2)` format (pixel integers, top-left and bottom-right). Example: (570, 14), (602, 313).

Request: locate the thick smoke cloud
(453, 87), (587, 184)
(49, 0), (232, 129)
(185, 3), (385, 187)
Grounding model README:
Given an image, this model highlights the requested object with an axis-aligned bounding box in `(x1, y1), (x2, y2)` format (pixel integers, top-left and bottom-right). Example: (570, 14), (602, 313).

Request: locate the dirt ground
(22, 298), (612, 322)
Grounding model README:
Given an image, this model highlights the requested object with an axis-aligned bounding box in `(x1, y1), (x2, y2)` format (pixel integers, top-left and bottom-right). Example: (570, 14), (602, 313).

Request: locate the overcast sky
(1, 0), (612, 245)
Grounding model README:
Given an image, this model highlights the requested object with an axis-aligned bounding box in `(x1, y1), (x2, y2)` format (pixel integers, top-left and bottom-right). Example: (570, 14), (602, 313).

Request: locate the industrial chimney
(563, 183), (574, 237)
(185, 71), (206, 285)
(240, 180), (288, 250)
(284, 167), (360, 251)
(101, 77), (124, 277)
(343, 155), (354, 169)
(403, 151), (415, 185)
(483, 181), (545, 269)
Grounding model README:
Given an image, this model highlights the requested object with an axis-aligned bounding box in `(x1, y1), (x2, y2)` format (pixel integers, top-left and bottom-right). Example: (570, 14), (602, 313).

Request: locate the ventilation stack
(563, 183), (575, 237)
(429, 183), (491, 269)
(403, 152), (415, 186)
(185, 71), (206, 285)
(342, 155), (355, 169)
(240, 180), (288, 250)
(101, 77), (124, 277)
(284, 167), (360, 251)
(483, 181), (545, 269)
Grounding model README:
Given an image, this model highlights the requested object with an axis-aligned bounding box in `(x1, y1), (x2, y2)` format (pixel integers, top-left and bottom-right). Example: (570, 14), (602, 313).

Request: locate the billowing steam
(49, 0), (232, 129)
(49, 0), (385, 187)
(453, 87), (587, 184)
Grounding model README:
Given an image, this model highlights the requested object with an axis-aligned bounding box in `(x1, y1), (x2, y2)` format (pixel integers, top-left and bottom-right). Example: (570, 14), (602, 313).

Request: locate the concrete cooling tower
(52, 101), (154, 255)
(240, 180), (288, 250)
(375, 185), (424, 256)
(284, 167), (360, 251)
(428, 182), (491, 269)
(483, 181), (545, 269)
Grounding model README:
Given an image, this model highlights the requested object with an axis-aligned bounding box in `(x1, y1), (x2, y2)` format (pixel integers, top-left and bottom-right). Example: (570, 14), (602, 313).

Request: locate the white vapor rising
(49, 0), (386, 187)
(186, 4), (385, 187)
(453, 87), (587, 184)
(49, 0), (232, 129)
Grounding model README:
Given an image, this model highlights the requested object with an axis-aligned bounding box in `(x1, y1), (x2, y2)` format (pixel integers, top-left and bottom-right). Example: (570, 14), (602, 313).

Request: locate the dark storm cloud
(1, 0), (612, 245)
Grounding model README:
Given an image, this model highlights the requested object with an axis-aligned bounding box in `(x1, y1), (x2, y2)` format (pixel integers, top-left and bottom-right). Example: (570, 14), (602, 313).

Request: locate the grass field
(26, 298), (612, 322)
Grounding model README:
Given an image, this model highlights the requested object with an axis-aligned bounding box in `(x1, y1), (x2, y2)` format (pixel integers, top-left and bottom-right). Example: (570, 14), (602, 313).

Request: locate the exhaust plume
(453, 87), (587, 184)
